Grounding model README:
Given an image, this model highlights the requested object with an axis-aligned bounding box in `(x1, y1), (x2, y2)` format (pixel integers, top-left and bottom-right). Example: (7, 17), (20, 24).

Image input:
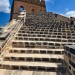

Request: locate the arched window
(32, 9), (34, 13)
(40, 10), (42, 13)
(40, 10), (42, 12)
(19, 6), (24, 12)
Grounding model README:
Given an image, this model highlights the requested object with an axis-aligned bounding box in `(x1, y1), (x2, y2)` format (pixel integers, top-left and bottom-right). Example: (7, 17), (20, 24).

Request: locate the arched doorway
(19, 6), (24, 12)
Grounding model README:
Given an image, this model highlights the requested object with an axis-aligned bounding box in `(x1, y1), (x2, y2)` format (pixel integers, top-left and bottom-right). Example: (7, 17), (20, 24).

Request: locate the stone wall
(10, 0), (46, 20)
(48, 12), (71, 23)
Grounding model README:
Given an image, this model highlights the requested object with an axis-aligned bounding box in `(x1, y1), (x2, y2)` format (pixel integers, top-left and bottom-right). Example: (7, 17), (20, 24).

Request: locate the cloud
(0, 0), (10, 13)
(65, 8), (69, 12)
(65, 11), (75, 17)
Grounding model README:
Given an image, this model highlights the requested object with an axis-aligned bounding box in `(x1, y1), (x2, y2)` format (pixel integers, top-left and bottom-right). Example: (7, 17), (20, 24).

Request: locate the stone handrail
(0, 10), (27, 59)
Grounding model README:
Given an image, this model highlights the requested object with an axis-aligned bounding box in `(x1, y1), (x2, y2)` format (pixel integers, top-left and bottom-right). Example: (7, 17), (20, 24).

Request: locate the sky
(0, 0), (75, 27)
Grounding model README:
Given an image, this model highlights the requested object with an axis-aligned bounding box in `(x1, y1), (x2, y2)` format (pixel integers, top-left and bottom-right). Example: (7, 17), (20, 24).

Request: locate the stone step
(4, 53), (63, 59)
(9, 48), (64, 54)
(0, 61), (62, 71)
(4, 57), (63, 63)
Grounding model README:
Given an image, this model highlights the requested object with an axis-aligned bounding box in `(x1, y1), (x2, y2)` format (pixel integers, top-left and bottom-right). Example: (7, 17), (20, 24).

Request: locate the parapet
(15, 0), (45, 6)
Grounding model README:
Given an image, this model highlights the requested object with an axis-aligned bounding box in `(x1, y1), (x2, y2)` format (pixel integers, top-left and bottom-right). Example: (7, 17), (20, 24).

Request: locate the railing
(0, 10), (27, 62)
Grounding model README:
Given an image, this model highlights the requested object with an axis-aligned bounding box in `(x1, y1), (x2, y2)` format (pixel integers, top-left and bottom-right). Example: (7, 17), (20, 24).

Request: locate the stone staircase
(0, 12), (75, 74)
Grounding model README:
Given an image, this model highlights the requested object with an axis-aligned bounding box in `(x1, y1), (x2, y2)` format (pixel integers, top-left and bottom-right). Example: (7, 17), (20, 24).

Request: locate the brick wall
(10, 0), (46, 20)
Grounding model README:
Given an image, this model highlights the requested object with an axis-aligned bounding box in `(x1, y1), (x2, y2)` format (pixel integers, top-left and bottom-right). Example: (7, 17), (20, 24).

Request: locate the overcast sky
(0, 0), (75, 26)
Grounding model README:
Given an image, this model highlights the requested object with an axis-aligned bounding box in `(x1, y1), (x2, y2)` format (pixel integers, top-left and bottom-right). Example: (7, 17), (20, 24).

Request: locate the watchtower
(10, 0), (46, 20)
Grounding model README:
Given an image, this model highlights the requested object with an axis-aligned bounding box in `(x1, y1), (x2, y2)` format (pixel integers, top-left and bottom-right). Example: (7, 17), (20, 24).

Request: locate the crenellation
(70, 17), (75, 24)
